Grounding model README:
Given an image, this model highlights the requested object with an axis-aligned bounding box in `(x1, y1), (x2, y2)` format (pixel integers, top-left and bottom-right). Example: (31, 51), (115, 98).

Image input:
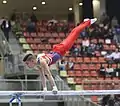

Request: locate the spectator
(81, 37), (90, 55)
(1, 16), (11, 41)
(26, 18), (36, 34)
(101, 95), (111, 106)
(30, 13), (37, 23)
(96, 41), (103, 51)
(105, 49), (120, 63)
(114, 65), (120, 77)
(10, 9), (17, 22)
(100, 12), (110, 25)
(66, 60), (74, 71)
(111, 16), (118, 28)
(73, 45), (80, 56)
(48, 17), (58, 25)
(107, 95), (115, 106)
(99, 64), (106, 77)
(58, 59), (67, 71)
(105, 64), (114, 77)
(87, 43), (96, 56)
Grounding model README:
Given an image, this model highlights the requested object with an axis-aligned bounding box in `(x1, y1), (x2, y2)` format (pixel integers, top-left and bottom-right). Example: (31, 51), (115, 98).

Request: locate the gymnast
(23, 18), (97, 93)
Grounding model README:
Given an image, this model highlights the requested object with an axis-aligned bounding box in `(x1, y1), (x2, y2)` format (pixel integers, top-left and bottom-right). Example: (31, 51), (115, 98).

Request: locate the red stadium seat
(31, 33), (37, 37)
(82, 71), (90, 77)
(26, 38), (34, 44)
(90, 71), (98, 77)
(34, 38), (41, 44)
(24, 32), (30, 37)
(89, 64), (96, 70)
(67, 71), (75, 77)
(48, 38), (56, 44)
(75, 78), (82, 84)
(91, 57), (98, 63)
(56, 38), (62, 43)
(38, 32), (44, 37)
(75, 71), (82, 77)
(59, 32), (65, 38)
(81, 64), (89, 70)
(98, 57), (106, 63)
(83, 57), (91, 63)
(30, 44), (38, 50)
(38, 44), (45, 50)
(98, 39), (104, 43)
(76, 39), (82, 44)
(76, 57), (83, 63)
(52, 32), (58, 37)
(68, 57), (76, 62)
(91, 39), (97, 44)
(45, 44), (52, 50)
(44, 32), (52, 37)
(73, 64), (81, 71)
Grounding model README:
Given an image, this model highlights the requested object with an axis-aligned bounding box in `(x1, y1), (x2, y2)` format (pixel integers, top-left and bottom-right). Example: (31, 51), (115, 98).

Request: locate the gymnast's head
(23, 53), (36, 68)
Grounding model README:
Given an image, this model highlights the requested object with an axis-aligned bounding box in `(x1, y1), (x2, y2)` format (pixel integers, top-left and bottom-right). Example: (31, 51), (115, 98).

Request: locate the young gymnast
(23, 18), (97, 93)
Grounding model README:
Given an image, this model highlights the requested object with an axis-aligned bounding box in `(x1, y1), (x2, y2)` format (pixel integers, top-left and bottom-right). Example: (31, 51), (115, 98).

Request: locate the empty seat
(98, 57), (106, 63)
(45, 44), (52, 50)
(83, 57), (91, 63)
(75, 71), (82, 77)
(38, 44), (45, 50)
(73, 64), (81, 71)
(91, 57), (98, 63)
(44, 32), (52, 37)
(48, 38), (56, 44)
(34, 38), (41, 43)
(38, 32), (44, 37)
(24, 32), (30, 37)
(67, 71), (75, 77)
(56, 38), (62, 43)
(31, 33), (37, 37)
(98, 39), (104, 43)
(52, 33), (58, 37)
(75, 78), (82, 84)
(59, 33), (65, 38)
(26, 38), (34, 44)
(83, 71), (90, 77)
(89, 64), (96, 70)
(68, 57), (76, 62)
(81, 64), (89, 70)
(30, 44), (38, 50)
(76, 57), (83, 63)
(90, 71), (98, 77)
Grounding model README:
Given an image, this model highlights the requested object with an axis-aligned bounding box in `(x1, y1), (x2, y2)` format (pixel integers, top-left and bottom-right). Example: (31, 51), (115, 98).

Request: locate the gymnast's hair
(23, 53), (35, 62)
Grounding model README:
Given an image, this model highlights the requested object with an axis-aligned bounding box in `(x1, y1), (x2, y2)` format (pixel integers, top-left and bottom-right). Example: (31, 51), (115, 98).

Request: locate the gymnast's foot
(52, 86), (58, 94)
(84, 18), (97, 24)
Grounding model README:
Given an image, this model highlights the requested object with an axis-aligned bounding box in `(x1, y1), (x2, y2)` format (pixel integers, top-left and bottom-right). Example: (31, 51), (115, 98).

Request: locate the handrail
(0, 30), (12, 56)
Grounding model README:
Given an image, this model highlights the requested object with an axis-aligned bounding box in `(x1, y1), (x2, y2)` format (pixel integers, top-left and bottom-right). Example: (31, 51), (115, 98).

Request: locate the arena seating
(16, 21), (120, 91)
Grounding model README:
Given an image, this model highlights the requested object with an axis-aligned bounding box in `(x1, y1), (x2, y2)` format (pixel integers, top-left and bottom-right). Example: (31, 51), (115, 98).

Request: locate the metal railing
(0, 30), (11, 57)
(0, 79), (65, 91)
